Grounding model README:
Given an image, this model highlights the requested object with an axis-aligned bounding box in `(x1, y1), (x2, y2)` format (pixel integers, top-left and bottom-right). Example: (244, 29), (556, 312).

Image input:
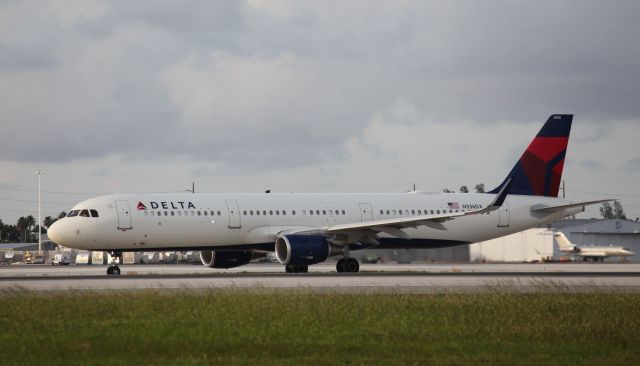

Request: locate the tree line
(0, 211), (66, 243)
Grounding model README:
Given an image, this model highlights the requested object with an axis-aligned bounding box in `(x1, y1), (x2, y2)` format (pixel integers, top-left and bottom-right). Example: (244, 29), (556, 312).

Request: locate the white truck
(51, 253), (72, 266)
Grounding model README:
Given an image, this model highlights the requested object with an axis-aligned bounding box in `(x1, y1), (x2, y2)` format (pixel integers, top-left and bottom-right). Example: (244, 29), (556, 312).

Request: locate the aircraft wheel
(345, 258), (360, 273)
(336, 258), (345, 273)
(107, 266), (121, 276)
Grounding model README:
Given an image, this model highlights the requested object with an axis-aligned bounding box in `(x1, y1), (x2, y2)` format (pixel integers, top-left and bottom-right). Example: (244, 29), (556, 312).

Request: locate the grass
(0, 290), (639, 365)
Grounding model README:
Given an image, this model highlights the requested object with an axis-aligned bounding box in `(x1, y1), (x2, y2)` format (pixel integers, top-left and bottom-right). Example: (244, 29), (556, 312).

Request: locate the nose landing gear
(107, 251), (122, 276)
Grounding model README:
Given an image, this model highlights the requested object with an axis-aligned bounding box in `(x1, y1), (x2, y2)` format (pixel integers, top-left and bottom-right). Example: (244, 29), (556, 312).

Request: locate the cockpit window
(67, 210), (80, 217)
(80, 209), (90, 217)
(90, 209), (99, 217)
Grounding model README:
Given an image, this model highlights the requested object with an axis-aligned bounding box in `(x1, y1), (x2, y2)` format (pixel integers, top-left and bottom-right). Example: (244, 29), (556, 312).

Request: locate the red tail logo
(137, 202), (147, 210)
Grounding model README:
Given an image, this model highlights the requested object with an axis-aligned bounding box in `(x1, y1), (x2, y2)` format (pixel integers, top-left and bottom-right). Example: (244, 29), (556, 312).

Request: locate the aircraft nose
(47, 221), (65, 245)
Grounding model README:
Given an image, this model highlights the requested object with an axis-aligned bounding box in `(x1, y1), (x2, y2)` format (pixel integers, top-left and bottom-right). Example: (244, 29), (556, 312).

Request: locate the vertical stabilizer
(490, 114), (572, 197)
(554, 232), (575, 250)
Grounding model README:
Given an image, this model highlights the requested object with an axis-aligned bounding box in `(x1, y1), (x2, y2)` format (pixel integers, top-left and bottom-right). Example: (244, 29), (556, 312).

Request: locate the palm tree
(43, 216), (57, 229)
(17, 217), (27, 243)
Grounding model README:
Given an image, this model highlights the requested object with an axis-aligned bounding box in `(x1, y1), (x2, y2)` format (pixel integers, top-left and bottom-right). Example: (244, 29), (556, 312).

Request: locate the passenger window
(430, 210), (434, 215)
(164, 211), (168, 216)
(243, 210), (247, 216)
(310, 210), (314, 215)
(263, 210), (267, 215)
(276, 210), (279, 215)
(380, 210), (384, 215)
(144, 211), (148, 216)
(256, 211), (260, 216)
(411, 210), (415, 215)
(269, 210), (273, 216)
(322, 210), (326, 215)
(90, 209), (99, 217)
(418, 210), (422, 215)
(342, 210), (346, 215)
(191, 211), (195, 216)
(80, 209), (90, 217)
(437, 210), (440, 214)
(150, 211), (155, 217)
(204, 211), (208, 216)
(158, 211), (162, 216)
(292, 210), (296, 215)
(283, 210), (286, 215)
(171, 211), (175, 216)
(386, 210), (390, 215)
(302, 210), (306, 215)
(316, 210), (320, 215)
(217, 211), (222, 216)
(177, 211), (182, 216)
(250, 211), (254, 215)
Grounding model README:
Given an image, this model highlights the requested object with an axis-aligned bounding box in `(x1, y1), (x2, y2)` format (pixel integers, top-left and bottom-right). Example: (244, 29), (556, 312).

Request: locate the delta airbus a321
(48, 114), (610, 275)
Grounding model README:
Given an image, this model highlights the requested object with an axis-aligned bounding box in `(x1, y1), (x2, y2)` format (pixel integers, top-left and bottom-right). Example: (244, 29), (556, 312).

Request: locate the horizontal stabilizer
(531, 199), (613, 213)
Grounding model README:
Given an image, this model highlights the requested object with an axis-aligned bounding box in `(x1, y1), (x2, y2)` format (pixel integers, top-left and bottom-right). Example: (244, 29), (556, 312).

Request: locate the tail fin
(490, 114), (572, 197)
(554, 232), (576, 250)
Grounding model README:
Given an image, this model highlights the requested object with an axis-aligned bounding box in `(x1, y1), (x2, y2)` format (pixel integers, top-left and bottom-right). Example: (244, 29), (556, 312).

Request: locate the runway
(2, 262), (640, 292)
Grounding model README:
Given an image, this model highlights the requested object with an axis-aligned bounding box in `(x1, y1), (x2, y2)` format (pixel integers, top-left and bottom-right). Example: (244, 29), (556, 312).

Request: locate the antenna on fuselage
(265, 189), (271, 193)
(186, 182), (195, 194)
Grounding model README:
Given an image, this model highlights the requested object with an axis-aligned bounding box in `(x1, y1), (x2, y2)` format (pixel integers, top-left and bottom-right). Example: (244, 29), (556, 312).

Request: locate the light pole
(35, 170), (43, 251)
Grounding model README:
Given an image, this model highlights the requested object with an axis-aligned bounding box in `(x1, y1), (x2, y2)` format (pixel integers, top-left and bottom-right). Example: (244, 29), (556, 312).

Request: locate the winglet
(467, 176), (513, 216)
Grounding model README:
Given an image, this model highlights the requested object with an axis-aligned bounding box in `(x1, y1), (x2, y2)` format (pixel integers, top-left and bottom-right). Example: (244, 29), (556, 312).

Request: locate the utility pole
(35, 170), (43, 251)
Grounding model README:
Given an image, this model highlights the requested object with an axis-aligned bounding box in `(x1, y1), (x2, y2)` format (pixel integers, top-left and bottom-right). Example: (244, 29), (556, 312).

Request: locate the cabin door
(115, 200), (132, 230)
(498, 202), (510, 227)
(359, 203), (374, 222)
(226, 199), (242, 229)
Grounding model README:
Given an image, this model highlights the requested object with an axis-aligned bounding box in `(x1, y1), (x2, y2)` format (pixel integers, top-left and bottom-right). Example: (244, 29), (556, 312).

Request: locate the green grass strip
(1, 290), (638, 365)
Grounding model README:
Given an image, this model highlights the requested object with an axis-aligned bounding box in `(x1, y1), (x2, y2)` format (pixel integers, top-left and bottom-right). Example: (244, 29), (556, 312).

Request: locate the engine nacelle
(275, 235), (341, 266)
(199, 250), (252, 269)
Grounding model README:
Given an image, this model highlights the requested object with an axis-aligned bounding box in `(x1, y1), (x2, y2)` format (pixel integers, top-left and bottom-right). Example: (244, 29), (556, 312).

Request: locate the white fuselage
(560, 246), (635, 258)
(48, 192), (580, 252)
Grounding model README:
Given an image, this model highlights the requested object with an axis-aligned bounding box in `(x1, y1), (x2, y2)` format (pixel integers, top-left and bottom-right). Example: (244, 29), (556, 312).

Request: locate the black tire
(106, 266), (113, 275)
(345, 258), (360, 273)
(336, 259), (345, 273)
(112, 266), (121, 275)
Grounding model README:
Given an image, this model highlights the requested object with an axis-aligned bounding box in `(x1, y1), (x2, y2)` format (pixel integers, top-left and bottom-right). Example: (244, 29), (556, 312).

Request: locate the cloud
(2, 1), (640, 223)
(622, 157), (640, 173)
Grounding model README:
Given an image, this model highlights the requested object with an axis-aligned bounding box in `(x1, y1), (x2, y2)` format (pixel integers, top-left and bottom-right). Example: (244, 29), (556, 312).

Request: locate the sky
(1, 0), (639, 226)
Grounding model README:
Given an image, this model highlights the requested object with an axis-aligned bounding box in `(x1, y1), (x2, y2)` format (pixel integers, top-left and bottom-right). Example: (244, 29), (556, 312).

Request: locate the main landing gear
(336, 258), (360, 273)
(107, 251), (122, 276)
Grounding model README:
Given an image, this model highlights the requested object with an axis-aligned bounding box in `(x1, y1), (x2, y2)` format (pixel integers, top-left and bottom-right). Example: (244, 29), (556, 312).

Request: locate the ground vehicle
(51, 253), (72, 265)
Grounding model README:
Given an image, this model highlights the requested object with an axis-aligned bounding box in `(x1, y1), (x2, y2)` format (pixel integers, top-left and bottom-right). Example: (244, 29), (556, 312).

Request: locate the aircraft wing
(577, 252), (608, 258)
(531, 199), (613, 213)
(287, 177), (514, 241)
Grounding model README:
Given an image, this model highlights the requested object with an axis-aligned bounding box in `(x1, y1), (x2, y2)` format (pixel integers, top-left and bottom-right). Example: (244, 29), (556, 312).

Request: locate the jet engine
(199, 250), (253, 269)
(275, 235), (342, 266)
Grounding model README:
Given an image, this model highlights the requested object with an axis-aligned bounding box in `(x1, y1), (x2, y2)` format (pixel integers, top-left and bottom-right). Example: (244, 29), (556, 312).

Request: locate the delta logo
(136, 201), (196, 210)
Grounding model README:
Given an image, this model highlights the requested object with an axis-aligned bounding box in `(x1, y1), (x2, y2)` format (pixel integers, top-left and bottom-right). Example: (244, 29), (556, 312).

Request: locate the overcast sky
(1, 0), (639, 226)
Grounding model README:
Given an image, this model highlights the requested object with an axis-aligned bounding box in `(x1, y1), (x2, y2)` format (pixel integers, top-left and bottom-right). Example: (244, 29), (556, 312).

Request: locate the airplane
(554, 232), (634, 262)
(48, 114), (612, 275)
